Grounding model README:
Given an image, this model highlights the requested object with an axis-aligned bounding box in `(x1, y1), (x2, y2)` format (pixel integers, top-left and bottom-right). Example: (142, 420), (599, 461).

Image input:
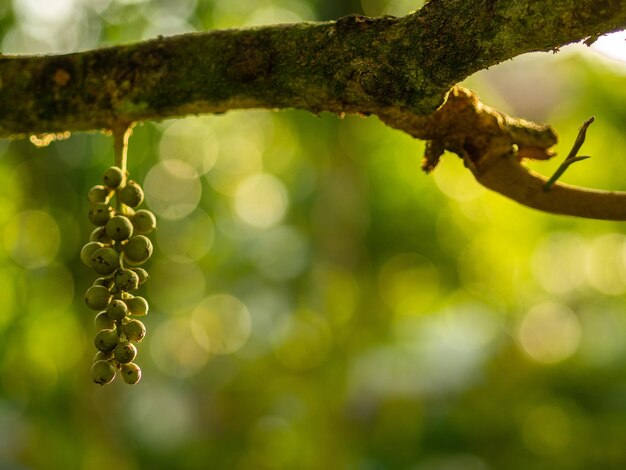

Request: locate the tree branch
(1, 0), (626, 219)
(0, 0), (625, 138)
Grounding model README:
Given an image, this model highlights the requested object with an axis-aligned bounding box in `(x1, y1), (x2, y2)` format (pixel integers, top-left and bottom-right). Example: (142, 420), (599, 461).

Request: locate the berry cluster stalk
(113, 126), (130, 212)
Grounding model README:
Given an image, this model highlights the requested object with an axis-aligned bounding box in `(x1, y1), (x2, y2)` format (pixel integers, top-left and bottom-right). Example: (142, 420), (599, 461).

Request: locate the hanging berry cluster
(80, 130), (156, 386)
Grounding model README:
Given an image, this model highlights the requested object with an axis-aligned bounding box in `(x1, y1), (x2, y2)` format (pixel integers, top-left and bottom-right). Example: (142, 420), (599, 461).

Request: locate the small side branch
(389, 86), (626, 221)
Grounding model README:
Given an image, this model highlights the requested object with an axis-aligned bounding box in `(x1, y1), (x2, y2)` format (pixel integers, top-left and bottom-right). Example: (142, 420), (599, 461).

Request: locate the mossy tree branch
(1, 0), (626, 219)
(1, 0), (624, 137)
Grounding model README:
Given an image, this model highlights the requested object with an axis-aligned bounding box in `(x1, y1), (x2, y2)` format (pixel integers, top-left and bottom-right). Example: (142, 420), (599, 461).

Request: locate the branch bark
(1, 0), (625, 137)
(1, 0), (626, 219)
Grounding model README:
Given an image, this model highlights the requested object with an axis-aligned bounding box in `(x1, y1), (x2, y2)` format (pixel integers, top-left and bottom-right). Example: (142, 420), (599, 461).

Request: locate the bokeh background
(2, 1), (626, 469)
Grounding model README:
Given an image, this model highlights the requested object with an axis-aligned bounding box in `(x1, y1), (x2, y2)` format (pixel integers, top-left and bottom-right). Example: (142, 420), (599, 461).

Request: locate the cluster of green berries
(81, 165), (156, 386)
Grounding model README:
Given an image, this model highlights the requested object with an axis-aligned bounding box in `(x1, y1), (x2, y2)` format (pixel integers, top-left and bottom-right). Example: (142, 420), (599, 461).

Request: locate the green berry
(120, 363), (141, 385)
(123, 319), (146, 342)
(93, 277), (114, 288)
(103, 166), (124, 189)
(119, 180), (144, 208)
(91, 360), (116, 385)
(123, 235), (153, 264)
(114, 341), (137, 364)
(80, 242), (104, 267)
(94, 310), (115, 330)
(105, 215), (133, 241)
(94, 350), (113, 362)
(89, 202), (114, 226)
(132, 268), (149, 284)
(131, 210), (157, 234)
(106, 299), (128, 321)
(90, 226), (113, 245)
(90, 247), (120, 275)
(85, 285), (112, 310)
(125, 296), (149, 316)
(115, 269), (140, 292)
(94, 328), (119, 352)
(87, 185), (110, 204)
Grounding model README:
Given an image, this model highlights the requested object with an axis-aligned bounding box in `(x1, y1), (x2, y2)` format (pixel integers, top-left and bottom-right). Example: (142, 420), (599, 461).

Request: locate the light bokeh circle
(144, 159), (201, 220)
(191, 294), (252, 355)
(4, 210), (60, 269)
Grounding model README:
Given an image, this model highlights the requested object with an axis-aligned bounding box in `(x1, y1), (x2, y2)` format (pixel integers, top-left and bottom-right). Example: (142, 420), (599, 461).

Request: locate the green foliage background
(2, 1), (626, 469)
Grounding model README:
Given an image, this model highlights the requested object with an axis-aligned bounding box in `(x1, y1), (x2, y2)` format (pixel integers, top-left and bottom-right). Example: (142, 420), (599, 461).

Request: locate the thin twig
(543, 117), (594, 191)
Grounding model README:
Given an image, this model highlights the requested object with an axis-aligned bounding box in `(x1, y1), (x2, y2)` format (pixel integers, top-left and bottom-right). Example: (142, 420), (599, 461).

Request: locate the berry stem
(112, 124), (133, 214)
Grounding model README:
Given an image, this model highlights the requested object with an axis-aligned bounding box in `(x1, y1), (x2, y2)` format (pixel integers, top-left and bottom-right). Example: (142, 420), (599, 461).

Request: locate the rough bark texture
(0, 0), (624, 138)
(1, 0), (626, 220)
